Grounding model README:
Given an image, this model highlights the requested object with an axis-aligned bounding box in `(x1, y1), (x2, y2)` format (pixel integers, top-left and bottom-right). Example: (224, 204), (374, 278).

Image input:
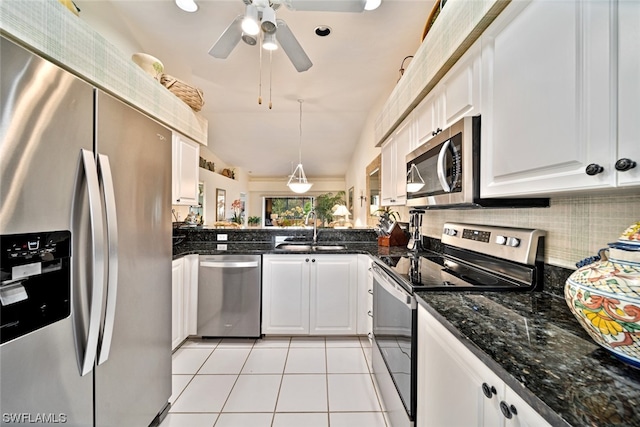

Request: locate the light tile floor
(160, 336), (387, 427)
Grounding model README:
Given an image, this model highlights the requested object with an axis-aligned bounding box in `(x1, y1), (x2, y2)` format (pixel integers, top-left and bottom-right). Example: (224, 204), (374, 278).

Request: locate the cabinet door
(414, 88), (443, 148)
(503, 387), (551, 427)
(441, 40), (481, 128)
(417, 305), (503, 427)
(262, 255), (310, 335)
(480, 0), (615, 197)
(617, 1), (640, 187)
(393, 119), (410, 204)
(309, 255), (358, 335)
(380, 136), (397, 205)
(171, 259), (185, 350)
(172, 133), (199, 205)
(356, 255), (373, 336)
(183, 254), (199, 336)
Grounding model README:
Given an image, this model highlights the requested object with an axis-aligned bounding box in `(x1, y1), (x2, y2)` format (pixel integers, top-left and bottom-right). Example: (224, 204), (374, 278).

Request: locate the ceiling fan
(208, 0), (379, 72)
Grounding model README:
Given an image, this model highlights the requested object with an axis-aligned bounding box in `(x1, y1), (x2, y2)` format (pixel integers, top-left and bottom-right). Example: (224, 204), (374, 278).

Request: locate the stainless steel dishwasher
(197, 254), (261, 338)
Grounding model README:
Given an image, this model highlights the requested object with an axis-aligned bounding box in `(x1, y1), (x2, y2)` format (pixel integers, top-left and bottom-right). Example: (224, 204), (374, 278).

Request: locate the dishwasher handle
(200, 261), (260, 268)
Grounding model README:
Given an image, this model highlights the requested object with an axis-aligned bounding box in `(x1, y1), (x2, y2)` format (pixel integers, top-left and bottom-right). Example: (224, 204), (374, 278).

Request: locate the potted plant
(248, 216), (261, 227)
(374, 206), (401, 222)
(315, 191), (346, 226)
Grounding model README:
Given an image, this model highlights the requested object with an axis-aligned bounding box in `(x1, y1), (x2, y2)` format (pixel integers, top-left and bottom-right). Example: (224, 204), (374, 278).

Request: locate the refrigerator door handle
(97, 154), (118, 365)
(75, 149), (106, 376)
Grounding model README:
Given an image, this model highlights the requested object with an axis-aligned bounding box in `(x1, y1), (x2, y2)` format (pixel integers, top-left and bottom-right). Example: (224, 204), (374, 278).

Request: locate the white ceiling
(86, 0), (430, 179)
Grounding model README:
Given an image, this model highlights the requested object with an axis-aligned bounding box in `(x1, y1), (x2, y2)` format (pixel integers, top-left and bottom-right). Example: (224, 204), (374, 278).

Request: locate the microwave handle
(437, 140), (452, 192)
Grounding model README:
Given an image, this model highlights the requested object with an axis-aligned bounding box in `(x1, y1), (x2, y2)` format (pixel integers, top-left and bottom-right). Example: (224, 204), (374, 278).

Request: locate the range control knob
(495, 235), (507, 245)
(444, 228), (458, 236)
(506, 237), (521, 247)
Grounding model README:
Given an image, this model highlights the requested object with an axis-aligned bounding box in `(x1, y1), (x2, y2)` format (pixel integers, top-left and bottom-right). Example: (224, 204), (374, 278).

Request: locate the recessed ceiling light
(175, 0), (198, 12)
(364, 0), (382, 11)
(314, 26), (332, 37)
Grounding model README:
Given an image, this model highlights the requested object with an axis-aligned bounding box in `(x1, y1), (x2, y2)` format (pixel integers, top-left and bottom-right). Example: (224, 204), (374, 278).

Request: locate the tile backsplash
(418, 193), (640, 270)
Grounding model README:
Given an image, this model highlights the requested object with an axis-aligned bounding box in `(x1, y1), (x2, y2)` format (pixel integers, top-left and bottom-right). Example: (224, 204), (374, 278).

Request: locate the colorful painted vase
(565, 222), (640, 368)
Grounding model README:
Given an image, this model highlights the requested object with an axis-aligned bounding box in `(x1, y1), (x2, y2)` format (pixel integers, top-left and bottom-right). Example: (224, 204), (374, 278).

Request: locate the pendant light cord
(298, 99), (303, 166)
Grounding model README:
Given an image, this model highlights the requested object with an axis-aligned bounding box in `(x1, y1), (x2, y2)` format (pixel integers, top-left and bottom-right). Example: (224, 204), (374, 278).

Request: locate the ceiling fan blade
(208, 15), (243, 59)
(280, 0), (366, 12)
(276, 19), (313, 72)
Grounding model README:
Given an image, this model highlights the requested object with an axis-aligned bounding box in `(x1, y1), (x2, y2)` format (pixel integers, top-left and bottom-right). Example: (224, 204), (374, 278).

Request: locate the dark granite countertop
(172, 227), (640, 425)
(415, 291), (640, 426)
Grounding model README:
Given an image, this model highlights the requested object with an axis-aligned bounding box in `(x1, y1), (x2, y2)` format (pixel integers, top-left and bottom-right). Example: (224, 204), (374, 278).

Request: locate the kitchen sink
(275, 243), (347, 251)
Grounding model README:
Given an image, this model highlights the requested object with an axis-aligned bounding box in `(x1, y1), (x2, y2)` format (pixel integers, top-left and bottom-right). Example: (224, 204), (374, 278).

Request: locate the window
(263, 197), (314, 227)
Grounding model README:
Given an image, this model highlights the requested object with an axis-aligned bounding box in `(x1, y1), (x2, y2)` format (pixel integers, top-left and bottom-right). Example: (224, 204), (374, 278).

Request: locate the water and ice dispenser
(0, 231), (71, 344)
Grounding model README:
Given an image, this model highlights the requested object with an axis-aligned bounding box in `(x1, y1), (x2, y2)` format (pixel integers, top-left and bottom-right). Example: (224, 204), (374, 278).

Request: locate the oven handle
(437, 140), (452, 192)
(371, 263), (414, 308)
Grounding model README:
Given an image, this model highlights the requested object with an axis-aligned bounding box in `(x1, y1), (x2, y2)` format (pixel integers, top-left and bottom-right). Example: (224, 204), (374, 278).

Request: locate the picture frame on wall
(216, 188), (226, 221)
(348, 186), (354, 216)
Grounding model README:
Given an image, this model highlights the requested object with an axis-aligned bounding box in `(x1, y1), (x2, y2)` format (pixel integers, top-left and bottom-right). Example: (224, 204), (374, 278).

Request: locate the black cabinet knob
(312, 259), (316, 263)
(482, 383), (497, 399)
(585, 163), (604, 176)
(499, 401), (513, 419)
(305, 258), (309, 262)
(615, 158), (637, 172)
(499, 401), (518, 419)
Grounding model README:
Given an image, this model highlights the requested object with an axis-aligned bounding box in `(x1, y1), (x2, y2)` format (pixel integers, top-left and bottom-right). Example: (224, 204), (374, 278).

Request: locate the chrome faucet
(305, 210), (318, 244)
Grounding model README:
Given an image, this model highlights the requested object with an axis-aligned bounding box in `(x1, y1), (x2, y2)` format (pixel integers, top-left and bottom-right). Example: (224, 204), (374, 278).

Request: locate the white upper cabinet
(172, 132), (200, 206)
(480, 0), (638, 197)
(617, 0), (640, 187)
(414, 41), (481, 149)
(381, 117), (411, 206)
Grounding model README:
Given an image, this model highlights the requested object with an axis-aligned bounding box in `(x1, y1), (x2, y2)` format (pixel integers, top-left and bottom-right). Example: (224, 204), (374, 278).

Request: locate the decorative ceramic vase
(565, 222), (640, 367)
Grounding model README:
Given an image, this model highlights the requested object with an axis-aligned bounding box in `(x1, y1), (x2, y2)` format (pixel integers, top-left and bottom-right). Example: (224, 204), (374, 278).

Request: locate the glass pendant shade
(406, 163), (425, 193)
(262, 33), (278, 51)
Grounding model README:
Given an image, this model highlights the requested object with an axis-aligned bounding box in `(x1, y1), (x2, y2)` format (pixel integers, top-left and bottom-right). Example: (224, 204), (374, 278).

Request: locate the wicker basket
(160, 74), (204, 112)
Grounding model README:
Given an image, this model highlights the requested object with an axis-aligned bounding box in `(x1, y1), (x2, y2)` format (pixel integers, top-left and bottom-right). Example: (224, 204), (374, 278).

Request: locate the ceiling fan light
(242, 4), (260, 35)
(175, 0), (198, 12)
(364, 0), (382, 10)
(263, 33), (278, 51)
(261, 6), (277, 34)
(241, 32), (257, 46)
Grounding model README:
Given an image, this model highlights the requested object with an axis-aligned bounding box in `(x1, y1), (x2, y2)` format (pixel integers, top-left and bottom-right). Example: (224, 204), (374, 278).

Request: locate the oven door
(371, 263), (416, 426)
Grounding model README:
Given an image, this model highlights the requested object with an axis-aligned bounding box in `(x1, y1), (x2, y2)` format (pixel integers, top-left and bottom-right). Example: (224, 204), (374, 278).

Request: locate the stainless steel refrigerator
(0, 36), (172, 426)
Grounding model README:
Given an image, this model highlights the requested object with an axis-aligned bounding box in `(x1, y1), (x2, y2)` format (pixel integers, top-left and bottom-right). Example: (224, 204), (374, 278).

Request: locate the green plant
(314, 191), (346, 226)
(375, 206), (401, 222)
(248, 216), (261, 226)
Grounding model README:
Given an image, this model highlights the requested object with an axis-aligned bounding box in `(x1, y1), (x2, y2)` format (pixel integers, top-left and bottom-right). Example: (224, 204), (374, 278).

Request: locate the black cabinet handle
(368, 289), (373, 295)
(367, 310), (373, 317)
(615, 158), (637, 172)
(482, 383), (497, 399)
(431, 128), (443, 136)
(305, 258), (309, 262)
(312, 259), (316, 263)
(585, 163), (604, 176)
(499, 401), (518, 419)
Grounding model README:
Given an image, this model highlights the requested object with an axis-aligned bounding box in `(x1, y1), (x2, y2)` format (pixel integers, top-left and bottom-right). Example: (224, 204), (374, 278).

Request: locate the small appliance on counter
(407, 209), (425, 251)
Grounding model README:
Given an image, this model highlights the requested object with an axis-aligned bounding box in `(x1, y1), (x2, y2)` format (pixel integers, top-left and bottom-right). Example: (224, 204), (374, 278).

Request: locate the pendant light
(287, 100), (313, 193)
(406, 163), (425, 193)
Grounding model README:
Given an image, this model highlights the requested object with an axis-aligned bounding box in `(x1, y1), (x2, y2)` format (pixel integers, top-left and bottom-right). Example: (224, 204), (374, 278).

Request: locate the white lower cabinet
(262, 254), (358, 335)
(171, 258), (185, 350)
(417, 304), (550, 427)
(356, 254), (373, 336)
(171, 255), (198, 350)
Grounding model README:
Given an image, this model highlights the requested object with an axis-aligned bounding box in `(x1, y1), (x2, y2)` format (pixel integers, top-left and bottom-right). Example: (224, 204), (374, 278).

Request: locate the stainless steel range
(371, 223), (546, 427)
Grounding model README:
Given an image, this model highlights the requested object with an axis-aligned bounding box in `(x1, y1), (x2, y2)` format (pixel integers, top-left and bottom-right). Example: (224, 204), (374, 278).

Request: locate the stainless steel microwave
(405, 116), (549, 209)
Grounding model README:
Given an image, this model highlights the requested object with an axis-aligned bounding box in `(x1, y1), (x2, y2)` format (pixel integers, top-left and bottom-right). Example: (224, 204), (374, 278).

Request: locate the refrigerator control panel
(0, 231), (71, 345)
